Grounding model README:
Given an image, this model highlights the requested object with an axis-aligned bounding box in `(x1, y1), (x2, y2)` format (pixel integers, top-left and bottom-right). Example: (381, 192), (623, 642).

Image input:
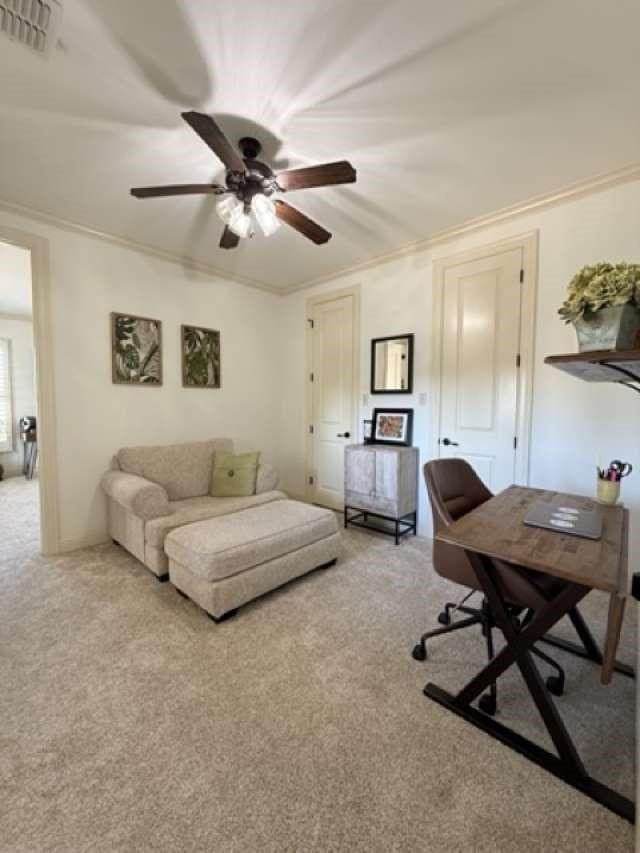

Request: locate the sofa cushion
(164, 499), (339, 583)
(144, 490), (287, 548)
(117, 439), (232, 500)
(211, 451), (260, 498)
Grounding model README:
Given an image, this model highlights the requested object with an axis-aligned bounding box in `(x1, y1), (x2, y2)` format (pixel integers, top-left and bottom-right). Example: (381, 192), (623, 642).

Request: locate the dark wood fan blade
(274, 200), (331, 244)
(181, 111), (246, 174)
(131, 184), (226, 198)
(220, 226), (240, 249)
(276, 161), (356, 191)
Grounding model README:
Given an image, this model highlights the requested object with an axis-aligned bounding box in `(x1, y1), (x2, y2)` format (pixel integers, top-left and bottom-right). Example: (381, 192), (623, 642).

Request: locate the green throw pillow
(210, 451), (260, 498)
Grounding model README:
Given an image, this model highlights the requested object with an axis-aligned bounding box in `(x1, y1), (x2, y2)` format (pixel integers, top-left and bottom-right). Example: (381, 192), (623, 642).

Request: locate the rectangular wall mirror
(371, 334), (414, 394)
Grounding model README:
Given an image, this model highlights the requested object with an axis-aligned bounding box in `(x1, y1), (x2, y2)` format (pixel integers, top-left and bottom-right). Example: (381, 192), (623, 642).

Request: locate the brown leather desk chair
(413, 458), (572, 715)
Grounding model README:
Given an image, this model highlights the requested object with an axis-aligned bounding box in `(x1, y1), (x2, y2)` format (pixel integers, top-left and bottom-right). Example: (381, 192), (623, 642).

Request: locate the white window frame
(0, 337), (13, 453)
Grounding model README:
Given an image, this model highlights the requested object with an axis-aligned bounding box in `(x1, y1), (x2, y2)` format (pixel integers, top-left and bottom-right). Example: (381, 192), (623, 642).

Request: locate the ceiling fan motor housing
(239, 136), (261, 159)
(226, 140), (277, 201)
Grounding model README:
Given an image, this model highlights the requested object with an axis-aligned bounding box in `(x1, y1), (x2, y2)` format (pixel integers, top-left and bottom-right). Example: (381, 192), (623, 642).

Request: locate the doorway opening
(0, 240), (40, 558)
(0, 226), (57, 558)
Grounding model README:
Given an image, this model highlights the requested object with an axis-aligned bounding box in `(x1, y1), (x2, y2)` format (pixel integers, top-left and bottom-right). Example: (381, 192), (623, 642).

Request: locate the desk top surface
(435, 485), (628, 594)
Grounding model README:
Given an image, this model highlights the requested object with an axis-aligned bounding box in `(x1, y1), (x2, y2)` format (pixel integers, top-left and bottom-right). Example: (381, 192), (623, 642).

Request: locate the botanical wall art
(182, 325), (221, 388)
(111, 312), (162, 385)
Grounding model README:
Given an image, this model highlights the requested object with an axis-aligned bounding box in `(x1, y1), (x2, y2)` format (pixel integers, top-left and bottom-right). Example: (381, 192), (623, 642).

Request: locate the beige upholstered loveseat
(101, 439), (286, 578)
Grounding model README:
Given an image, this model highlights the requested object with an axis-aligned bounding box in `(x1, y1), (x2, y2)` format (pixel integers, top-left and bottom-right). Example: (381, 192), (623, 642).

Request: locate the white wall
(0, 316), (36, 478)
(2, 179), (640, 560)
(278, 178), (640, 564)
(0, 208), (282, 550)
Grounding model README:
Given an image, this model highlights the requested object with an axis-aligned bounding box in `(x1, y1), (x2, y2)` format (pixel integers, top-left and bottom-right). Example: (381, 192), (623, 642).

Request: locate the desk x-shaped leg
(423, 550), (635, 823)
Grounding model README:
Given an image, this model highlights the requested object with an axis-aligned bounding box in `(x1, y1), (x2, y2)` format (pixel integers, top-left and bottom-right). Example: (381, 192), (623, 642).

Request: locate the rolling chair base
(412, 597), (566, 715)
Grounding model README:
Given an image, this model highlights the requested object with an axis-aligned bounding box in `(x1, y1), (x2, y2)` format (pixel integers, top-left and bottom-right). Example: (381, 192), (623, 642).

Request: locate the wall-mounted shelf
(544, 349), (640, 393)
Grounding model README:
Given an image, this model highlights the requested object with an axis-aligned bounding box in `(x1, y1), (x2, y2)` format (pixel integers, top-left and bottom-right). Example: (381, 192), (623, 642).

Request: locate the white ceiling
(0, 241), (32, 316)
(0, 0), (639, 291)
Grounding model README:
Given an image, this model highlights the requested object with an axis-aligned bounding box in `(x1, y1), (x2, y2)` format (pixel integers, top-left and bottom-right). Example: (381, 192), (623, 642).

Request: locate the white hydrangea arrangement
(558, 263), (640, 323)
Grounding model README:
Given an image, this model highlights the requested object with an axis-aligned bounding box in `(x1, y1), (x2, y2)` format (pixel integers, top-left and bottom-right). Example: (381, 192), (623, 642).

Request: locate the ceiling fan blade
(181, 111), (246, 174)
(276, 161), (356, 192)
(274, 200), (331, 244)
(220, 226), (240, 249)
(131, 184), (226, 198)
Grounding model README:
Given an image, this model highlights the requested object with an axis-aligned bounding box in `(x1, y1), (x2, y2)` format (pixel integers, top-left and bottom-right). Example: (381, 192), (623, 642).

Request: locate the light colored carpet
(0, 476), (635, 852)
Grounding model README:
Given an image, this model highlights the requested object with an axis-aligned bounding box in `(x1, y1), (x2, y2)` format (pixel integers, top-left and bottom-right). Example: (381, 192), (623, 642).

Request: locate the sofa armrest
(255, 463), (279, 494)
(101, 471), (171, 521)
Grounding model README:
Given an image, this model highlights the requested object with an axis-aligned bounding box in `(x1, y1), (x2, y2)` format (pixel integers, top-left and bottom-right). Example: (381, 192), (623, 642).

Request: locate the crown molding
(2, 159), (640, 298)
(0, 197), (281, 296)
(283, 160), (640, 294)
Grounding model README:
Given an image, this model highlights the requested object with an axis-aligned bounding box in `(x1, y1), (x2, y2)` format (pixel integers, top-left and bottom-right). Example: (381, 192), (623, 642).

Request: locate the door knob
(441, 437), (459, 447)
(337, 431), (351, 438)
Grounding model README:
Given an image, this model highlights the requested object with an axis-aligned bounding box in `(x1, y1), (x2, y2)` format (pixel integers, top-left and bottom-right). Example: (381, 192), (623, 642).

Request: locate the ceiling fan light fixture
(228, 209), (252, 239)
(216, 195), (242, 225)
(252, 193), (281, 237)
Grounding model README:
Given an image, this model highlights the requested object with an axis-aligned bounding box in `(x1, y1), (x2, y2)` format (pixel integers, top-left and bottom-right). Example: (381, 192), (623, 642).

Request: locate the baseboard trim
(56, 534), (110, 554)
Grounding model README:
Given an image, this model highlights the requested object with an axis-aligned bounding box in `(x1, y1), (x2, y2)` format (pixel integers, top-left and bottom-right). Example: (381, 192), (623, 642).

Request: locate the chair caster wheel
(478, 693), (497, 716)
(411, 643), (427, 661)
(437, 611), (451, 626)
(546, 674), (565, 696)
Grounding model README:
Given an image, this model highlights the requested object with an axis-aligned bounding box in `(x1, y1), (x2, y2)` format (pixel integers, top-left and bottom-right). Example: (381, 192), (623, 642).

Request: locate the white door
(310, 293), (356, 509)
(438, 247), (523, 492)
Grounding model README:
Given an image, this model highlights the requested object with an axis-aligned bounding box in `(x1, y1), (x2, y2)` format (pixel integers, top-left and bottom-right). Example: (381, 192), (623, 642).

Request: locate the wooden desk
(436, 485), (630, 684)
(424, 485), (635, 823)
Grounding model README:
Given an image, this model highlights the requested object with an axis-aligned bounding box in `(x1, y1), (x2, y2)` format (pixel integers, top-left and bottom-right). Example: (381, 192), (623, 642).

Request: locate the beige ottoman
(165, 500), (340, 621)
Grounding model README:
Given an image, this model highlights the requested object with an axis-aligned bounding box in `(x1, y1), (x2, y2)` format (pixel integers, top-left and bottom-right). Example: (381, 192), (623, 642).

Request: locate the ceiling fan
(130, 111), (356, 250)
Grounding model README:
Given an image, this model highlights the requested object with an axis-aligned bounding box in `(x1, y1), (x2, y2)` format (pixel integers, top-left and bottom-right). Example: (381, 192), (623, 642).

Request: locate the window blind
(0, 338), (13, 453)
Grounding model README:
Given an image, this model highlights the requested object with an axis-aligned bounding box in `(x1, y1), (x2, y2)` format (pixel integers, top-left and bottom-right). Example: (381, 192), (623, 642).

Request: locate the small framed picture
(182, 325), (221, 388)
(372, 408), (413, 446)
(111, 312), (162, 385)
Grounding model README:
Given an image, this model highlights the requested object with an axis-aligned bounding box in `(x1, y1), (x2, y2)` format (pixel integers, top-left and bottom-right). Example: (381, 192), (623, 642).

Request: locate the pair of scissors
(610, 460), (633, 479)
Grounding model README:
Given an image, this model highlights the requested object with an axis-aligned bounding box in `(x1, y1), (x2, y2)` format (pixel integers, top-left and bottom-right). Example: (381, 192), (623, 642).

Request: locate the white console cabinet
(344, 444), (419, 544)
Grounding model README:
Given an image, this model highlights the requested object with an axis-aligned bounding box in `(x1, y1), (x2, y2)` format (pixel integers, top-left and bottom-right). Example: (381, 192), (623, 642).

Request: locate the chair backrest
(424, 458), (491, 590)
(424, 458), (554, 610)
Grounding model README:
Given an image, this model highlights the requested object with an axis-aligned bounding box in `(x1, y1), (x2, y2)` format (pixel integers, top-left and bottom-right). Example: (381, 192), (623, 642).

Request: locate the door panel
(439, 248), (522, 493)
(455, 453), (494, 488)
(311, 294), (355, 509)
(375, 451), (398, 502)
(458, 272), (497, 431)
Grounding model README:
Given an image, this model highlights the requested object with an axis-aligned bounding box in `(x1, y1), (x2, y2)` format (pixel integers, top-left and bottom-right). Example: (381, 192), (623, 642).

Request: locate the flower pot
(573, 304), (640, 352)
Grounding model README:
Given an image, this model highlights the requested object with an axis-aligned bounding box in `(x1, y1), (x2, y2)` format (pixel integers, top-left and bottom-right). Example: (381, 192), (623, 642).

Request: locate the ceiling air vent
(0, 0), (62, 55)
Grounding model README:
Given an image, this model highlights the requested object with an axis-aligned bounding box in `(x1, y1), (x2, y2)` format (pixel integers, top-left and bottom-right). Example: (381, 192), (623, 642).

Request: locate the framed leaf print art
(111, 313), (162, 385)
(182, 325), (221, 388)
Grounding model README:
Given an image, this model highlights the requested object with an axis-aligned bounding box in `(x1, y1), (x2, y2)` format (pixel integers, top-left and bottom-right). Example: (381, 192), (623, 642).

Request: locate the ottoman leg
(156, 574), (170, 583)
(208, 608), (238, 624)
